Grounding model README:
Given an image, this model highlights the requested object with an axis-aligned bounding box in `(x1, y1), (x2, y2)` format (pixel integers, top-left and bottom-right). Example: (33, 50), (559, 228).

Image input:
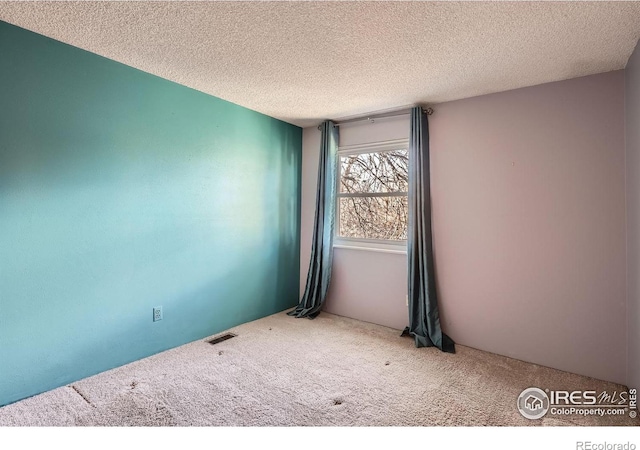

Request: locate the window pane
(339, 195), (408, 240)
(340, 150), (408, 194)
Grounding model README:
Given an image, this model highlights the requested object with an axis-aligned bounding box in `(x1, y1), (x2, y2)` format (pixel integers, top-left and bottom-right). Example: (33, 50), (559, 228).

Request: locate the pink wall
(430, 71), (626, 385)
(301, 70), (627, 384)
(626, 42), (640, 390)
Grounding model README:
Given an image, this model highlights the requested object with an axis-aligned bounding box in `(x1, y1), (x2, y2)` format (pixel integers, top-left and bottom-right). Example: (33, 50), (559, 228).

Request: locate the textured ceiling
(1, 1), (640, 128)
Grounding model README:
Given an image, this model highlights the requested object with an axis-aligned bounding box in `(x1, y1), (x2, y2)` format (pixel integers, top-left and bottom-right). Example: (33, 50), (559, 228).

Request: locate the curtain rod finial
(425, 107), (434, 116)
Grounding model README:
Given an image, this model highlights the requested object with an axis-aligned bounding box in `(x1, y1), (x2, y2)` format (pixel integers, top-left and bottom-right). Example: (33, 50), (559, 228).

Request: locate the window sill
(333, 242), (407, 255)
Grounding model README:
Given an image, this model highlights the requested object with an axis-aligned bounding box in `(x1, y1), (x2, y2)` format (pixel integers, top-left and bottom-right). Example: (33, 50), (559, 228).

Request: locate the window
(336, 139), (409, 249)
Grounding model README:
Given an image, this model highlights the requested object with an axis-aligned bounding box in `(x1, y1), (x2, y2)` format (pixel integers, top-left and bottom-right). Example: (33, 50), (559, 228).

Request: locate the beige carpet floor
(0, 311), (637, 426)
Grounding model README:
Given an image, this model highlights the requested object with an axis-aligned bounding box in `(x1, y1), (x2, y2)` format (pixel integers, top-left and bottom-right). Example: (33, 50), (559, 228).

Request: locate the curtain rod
(318, 107), (433, 130)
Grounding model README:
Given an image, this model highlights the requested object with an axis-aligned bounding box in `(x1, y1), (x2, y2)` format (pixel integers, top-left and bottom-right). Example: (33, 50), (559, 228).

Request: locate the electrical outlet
(153, 306), (163, 322)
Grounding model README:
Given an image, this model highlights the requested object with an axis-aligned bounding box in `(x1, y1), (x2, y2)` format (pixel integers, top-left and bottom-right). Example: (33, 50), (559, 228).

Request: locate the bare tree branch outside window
(338, 149), (408, 241)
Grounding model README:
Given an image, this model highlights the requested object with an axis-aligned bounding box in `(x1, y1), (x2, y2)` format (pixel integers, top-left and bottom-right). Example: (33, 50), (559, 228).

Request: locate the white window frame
(334, 138), (409, 254)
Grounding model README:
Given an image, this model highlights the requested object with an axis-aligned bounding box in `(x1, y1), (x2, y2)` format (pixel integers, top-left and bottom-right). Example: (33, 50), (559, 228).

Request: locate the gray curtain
(288, 121), (339, 318)
(402, 107), (455, 353)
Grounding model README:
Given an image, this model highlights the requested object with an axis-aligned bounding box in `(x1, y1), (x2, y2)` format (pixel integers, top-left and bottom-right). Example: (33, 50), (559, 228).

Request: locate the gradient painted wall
(302, 71), (627, 384)
(0, 21), (301, 406)
(626, 41), (640, 390)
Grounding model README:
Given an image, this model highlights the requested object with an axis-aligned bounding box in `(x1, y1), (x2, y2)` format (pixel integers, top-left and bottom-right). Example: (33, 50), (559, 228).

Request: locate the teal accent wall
(0, 21), (301, 406)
